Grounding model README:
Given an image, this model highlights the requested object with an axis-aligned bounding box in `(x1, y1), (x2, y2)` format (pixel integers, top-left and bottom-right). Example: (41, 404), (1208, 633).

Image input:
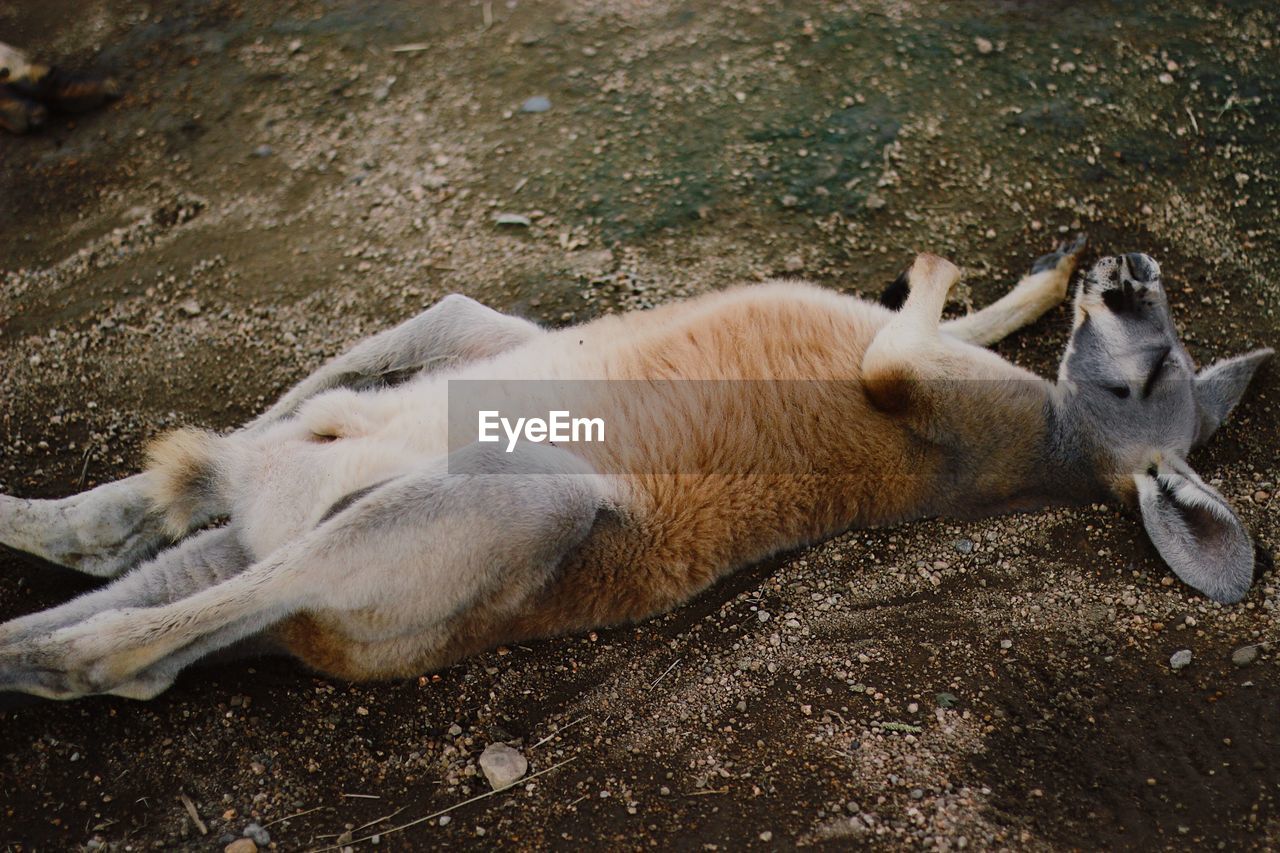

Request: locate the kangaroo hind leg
(1, 295), (540, 579)
(0, 474), (173, 578)
(0, 527), (252, 699)
(247, 293), (543, 430)
(0, 442), (604, 699)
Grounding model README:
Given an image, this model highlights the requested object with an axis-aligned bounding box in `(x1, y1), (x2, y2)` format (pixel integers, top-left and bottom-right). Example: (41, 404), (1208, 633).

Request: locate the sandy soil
(1, 1), (1277, 849)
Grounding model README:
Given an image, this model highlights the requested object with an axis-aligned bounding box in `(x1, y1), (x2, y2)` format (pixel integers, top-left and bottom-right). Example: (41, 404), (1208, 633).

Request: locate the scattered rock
(372, 76), (396, 102)
(1231, 645), (1258, 667)
(447, 723), (463, 736)
(251, 144), (273, 158)
(1169, 649), (1193, 671)
(999, 639), (1013, 650)
(953, 538), (974, 554)
(479, 742), (528, 790)
(438, 815), (451, 826)
(224, 839), (256, 853)
(179, 299), (202, 317)
(974, 37), (994, 55)
(243, 823), (270, 846)
(759, 830), (773, 841)
(520, 96), (552, 113)
(494, 212), (532, 227)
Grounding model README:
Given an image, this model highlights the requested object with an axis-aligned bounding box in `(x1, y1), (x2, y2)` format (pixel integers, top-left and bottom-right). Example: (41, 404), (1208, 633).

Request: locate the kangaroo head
(1055, 252), (1273, 603)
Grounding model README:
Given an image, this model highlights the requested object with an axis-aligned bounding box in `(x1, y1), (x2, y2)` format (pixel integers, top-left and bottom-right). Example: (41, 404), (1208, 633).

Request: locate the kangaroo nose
(1122, 253), (1160, 283)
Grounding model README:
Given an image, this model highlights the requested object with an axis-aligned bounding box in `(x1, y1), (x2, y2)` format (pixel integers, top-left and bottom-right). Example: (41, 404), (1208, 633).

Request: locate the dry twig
(308, 757), (577, 852)
(179, 792), (207, 836)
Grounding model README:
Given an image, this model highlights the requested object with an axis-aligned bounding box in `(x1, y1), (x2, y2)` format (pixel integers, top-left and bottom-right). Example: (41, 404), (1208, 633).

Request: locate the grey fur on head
(1057, 253), (1271, 602)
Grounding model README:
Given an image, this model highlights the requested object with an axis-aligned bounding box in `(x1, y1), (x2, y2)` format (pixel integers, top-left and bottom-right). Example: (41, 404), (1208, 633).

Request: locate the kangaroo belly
(226, 429), (435, 559)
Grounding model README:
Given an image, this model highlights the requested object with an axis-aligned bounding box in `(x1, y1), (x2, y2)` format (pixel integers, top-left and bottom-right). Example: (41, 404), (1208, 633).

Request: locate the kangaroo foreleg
(942, 235), (1086, 346)
(863, 253), (1042, 420)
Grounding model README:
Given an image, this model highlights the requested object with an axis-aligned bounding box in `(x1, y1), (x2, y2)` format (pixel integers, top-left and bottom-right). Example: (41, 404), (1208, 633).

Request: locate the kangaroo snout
(1085, 253), (1161, 291)
(1121, 252), (1160, 283)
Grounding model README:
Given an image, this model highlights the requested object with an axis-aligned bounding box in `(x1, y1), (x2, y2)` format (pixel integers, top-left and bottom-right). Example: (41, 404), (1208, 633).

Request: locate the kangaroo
(0, 239), (1271, 700)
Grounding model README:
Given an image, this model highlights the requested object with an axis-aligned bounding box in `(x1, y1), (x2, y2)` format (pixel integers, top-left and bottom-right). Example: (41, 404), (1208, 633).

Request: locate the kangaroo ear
(1134, 456), (1255, 603)
(1193, 348), (1273, 446)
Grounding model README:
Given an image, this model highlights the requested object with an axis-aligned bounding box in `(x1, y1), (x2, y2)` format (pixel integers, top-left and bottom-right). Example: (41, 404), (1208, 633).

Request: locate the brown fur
(275, 280), (1052, 680)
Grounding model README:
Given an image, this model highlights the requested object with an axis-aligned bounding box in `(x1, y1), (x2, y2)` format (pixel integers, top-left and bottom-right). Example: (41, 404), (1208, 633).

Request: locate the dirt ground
(1, 0), (1277, 849)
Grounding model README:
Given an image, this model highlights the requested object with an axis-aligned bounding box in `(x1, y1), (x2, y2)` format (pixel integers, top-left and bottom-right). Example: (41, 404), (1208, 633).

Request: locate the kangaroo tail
(144, 427), (228, 536)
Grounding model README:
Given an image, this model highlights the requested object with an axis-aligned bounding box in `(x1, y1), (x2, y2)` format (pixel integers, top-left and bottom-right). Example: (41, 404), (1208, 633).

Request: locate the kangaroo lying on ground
(0, 240), (1271, 700)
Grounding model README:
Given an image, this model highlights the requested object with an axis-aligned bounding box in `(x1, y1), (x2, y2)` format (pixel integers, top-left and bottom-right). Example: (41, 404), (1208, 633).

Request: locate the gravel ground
(1, 1), (1277, 849)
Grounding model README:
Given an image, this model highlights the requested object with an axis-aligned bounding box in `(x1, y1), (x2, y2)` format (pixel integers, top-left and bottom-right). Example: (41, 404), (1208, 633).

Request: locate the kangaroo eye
(1108, 385), (1130, 399)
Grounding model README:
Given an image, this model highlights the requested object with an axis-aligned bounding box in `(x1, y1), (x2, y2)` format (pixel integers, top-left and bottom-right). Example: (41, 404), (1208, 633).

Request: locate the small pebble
(448, 723), (463, 736)
(759, 830), (773, 841)
(974, 36), (994, 54)
(179, 299), (202, 316)
(479, 742), (528, 790)
(520, 96), (552, 113)
(251, 144), (273, 158)
(1169, 649), (1193, 671)
(224, 840), (256, 853)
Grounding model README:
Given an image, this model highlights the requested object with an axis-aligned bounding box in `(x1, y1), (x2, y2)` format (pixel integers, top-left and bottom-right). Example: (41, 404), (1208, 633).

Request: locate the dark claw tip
(1254, 543), (1273, 583)
(1061, 233), (1088, 255)
(879, 267), (911, 310)
(1030, 233), (1089, 275)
